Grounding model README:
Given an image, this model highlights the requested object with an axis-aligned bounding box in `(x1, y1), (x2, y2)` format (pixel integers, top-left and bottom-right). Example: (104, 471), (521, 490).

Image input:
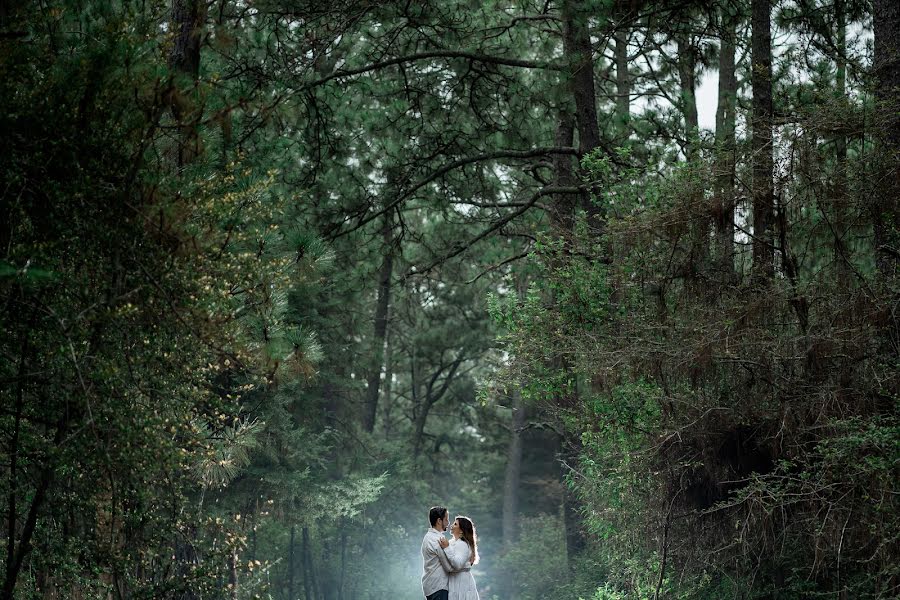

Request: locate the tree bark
(169, 0), (202, 77)
(551, 114), (578, 233)
(412, 407), (429, 459)
(4, 311), (33, 595)
(833, 0), (851, 287)
(873, 0), (900, 279)
(1, 412), (68, 600)
(614, 26), (630, 140)
(174, 525), (200, 600)
(228, 548), (238, 600)
(169, 0), (205, 167)
(301, 526), (316, 600)
(714, 7), (738, 284)
(288, 525), (296, 600)
(562, 0), (604, 227)
(544, 0), (612, 565)
(381, 321), (394, 438)
(751, 0), (775, 281)
(560, 434), (586, 565)
(502, 392), (525, 548)
(677, 34), (699, 160)
(338, 530), (347, 600)
(363, 211), (394, 432)
(547, 110), (588, 567)
(874, 0), (900, 150)
(677, 30), (709, 292)
(562, 0), (601, 156)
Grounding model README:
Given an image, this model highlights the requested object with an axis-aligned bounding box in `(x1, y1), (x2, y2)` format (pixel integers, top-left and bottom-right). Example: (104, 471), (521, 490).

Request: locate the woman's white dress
(445, 538), (479, 600)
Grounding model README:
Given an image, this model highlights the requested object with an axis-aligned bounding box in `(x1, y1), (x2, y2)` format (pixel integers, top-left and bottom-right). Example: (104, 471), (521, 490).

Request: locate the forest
(0, 0), (897, 598)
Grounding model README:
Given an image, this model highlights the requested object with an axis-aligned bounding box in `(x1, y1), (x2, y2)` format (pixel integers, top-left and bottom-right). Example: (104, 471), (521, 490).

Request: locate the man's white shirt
(421, 527), (453, 597)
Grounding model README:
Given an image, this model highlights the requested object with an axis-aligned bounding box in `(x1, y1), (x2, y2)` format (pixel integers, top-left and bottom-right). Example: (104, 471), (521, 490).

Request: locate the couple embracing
(420, 506), (480, 600)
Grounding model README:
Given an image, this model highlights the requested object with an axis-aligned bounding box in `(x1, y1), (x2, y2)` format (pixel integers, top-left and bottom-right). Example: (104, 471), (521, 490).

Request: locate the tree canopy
(1, 0), (897, 598)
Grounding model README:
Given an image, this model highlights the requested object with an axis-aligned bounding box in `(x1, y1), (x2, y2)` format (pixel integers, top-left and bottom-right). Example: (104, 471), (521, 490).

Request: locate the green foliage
(194, 417), (264, 491)
(3, 0), (898, 599)
(493, 514), (568, 600)
(0, 0), (353, 597)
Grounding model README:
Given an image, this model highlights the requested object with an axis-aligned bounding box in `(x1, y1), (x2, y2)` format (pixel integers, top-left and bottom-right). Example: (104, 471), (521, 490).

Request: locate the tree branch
(304, 50), (565, 89)
(404, 185), (583, 280)
(426, 355), (466, 408)
(327, 148), (579, 241)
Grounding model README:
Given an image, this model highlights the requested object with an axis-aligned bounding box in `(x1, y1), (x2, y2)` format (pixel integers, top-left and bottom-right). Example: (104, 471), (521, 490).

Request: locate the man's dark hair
(429, 506), (448, 527)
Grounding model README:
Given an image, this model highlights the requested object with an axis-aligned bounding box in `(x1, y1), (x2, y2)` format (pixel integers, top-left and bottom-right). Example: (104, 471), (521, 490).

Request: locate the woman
(444, 516), (480, 600)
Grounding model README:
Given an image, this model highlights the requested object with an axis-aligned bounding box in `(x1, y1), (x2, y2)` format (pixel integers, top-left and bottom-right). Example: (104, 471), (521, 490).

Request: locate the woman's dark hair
(455, 516), (479, 565)
(429, 506), (448, 527)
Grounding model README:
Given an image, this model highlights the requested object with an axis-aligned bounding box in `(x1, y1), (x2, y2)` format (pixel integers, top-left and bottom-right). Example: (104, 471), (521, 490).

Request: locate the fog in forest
(1, 0), (898, 599)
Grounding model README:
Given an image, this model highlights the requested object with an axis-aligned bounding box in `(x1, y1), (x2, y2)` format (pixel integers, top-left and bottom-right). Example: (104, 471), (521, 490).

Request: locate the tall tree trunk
(502, 392), (525, 548)
(2, 415), (70, 600)
(2, 312), (43, 600)
(714, 8), (738, 284)
(363, 211), (394, 432)
(562, 0), (603, 227)
(381, 321), (394, 438)
(169, 0), (202, 77)
(560, 434), (586, 565)
(4, 317), (30, 597)
(833, 0), (851, 287)
(410, 349), (424, 457)
(501, 391), (526, 600)
(412, 407), (428, 459)
(751, 0), (775, 281)
(562, 0), (601, 155)
(321, 536), (337, 600)
(173, 526), (199, 600)
(301, 526), (317, 600)
(288, 525), (296, 600)
(548, 111), (588, 567)
(677, 34), (699, 160)
(337, 530), (347, 600)
(872, 0), (900, 279)
(227, 548), (238, 600)
(614, 26), (630, 140)
(677, 30), (709, 291)
(169, 0), (205, 167)
(550, 2), (606, 561)
(551, 114), (578, 233)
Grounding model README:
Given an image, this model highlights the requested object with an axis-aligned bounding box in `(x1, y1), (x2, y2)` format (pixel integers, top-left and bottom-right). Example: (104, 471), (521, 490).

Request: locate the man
(421, 505), (453, 600)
